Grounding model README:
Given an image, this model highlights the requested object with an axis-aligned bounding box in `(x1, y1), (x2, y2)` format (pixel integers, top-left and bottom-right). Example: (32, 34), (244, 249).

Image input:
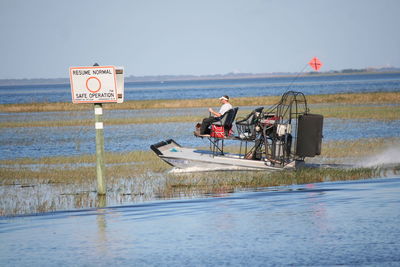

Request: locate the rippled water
(1, 72), (400, 104)
(1, 177), (399, 266)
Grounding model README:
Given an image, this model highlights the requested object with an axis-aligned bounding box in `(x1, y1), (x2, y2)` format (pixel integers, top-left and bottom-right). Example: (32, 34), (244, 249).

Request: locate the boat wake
(356, 145), (400, 168)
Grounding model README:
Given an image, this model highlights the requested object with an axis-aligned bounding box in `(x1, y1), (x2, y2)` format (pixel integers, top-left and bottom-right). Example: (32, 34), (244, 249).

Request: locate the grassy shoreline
(1, 92), (399, 128)
(1, 104), (398, 128)
(1, 92), (399, 113)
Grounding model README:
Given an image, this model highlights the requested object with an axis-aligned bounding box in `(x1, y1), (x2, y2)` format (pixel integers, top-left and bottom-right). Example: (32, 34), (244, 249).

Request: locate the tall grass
(1, 137), (398, 183)
(1, 138), (399, 216)
(0, 151), (170, 216)
(321, 138), (400, 159)
(1, 103), (399, 128)
(311, 105), (400, 120)
(160, 167), (381, 199)
(0, 151), (169, 185)
(1, 92), (399, 113)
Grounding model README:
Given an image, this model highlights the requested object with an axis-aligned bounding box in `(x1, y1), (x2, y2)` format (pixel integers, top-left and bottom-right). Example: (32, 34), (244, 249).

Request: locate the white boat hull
(151, 139), (296, 172)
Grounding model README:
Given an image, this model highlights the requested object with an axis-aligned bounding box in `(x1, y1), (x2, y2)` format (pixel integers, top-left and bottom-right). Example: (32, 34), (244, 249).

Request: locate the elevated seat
(210, 107), (239, 139)
(208, 107), (239, 156)
(235, 107), (263, 140)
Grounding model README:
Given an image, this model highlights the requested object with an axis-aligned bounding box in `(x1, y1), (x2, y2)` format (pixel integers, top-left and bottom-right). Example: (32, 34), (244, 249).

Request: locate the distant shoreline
(1, 68), (400, 86)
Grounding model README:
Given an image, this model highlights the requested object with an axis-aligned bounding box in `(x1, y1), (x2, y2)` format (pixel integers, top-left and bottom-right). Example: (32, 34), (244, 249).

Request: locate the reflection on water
(1, 177), (400, 265)
(0, 176), (165, 216)
(96, 195), (108, 259)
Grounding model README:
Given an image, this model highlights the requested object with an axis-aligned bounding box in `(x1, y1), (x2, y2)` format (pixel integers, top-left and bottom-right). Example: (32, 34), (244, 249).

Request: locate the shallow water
(1, 113), (399, 160)
(1, 177), (399, 266)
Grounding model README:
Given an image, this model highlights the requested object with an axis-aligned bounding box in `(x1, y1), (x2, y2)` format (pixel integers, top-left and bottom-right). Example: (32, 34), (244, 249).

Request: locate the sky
(0, 0), (399, 79)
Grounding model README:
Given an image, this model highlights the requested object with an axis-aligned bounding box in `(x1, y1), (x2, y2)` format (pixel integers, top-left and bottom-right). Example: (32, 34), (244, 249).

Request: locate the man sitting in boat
(198, 95), (233, 135)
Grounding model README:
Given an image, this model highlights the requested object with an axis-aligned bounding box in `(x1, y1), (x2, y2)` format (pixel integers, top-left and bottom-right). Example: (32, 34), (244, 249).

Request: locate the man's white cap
(219, 95), (229, 101)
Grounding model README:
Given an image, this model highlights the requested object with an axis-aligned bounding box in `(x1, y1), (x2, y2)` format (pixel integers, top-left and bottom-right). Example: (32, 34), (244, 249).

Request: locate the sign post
(70, 65), (124, 195)
(94, 103), (106, 195)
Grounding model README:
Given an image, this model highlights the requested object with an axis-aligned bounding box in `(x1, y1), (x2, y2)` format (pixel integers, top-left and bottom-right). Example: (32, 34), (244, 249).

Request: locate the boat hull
(151, 139), (296, 172)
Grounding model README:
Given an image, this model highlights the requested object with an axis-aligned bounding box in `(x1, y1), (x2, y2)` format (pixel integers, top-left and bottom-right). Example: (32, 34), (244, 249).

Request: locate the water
(1, 74), (400, 265)
(1, 112), (399, 160)
(1, 72), (399, 160)
(1, 177), (399, 266)
(1, 72), (400, 104)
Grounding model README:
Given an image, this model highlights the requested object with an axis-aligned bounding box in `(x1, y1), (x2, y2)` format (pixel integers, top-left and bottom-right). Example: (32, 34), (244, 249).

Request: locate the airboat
(151, 91), (323, 172)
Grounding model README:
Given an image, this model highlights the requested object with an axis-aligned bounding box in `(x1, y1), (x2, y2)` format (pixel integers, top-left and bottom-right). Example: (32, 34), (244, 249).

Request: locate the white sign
(70, 66), (120, 103)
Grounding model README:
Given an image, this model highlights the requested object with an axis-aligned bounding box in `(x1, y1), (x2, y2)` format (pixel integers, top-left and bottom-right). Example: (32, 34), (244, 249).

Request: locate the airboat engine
(259, 91), (324, 166)
(296, 113), (324, 157)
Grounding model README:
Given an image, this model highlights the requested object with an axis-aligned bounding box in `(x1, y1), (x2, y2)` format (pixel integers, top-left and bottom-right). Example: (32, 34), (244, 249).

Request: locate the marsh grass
(0, 151), (170, 216)
(311, 105), (400, 120)
(320, 138), (400, 159)
(0, 173), (164, 216)
(1, 92), (399, 113)
(2, 137), (400, 216)
(1, 137), (398, 184)
(1, 103), (399, 128)
(0, 115), (201, 128)
(160, 167), (381, 198)
(0, 150), (169, 185)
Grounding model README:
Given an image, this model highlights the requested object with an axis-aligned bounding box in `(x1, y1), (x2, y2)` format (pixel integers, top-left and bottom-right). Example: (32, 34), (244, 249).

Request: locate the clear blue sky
(1, 0), (399, 79)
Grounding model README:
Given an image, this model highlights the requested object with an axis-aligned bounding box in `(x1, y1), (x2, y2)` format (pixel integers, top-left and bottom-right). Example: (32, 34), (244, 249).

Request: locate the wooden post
(94, 103), (106, 195)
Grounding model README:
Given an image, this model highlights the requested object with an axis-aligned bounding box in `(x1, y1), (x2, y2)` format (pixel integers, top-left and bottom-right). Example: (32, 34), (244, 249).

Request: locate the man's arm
(208, 108), (221, 117)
